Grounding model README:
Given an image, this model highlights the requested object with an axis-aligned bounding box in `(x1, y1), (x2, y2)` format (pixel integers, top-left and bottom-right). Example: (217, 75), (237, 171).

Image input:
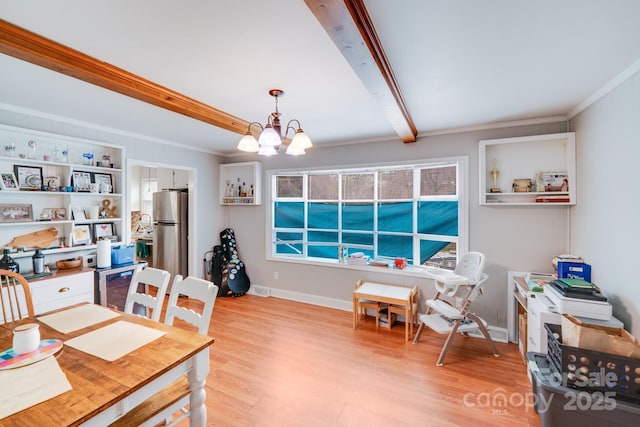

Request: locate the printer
(543, 279), (612, 321)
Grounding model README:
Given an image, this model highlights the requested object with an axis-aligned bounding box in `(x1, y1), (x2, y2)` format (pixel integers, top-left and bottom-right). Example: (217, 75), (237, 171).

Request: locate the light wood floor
(174, 294), (541, 427)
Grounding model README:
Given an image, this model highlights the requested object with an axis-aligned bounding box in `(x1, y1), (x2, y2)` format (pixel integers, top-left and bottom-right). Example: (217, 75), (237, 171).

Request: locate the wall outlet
(273, 271), (279, 280)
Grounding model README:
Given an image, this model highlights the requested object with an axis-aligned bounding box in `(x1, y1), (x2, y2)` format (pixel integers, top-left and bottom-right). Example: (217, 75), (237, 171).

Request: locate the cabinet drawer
(29, 271), (94, 315)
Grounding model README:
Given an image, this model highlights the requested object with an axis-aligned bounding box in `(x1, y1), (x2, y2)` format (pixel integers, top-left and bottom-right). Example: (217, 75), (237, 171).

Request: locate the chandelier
(236, 89), (312, 156)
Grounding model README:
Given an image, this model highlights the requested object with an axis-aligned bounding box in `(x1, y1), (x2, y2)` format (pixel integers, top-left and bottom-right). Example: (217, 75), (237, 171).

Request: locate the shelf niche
(479, 132), (576, 206)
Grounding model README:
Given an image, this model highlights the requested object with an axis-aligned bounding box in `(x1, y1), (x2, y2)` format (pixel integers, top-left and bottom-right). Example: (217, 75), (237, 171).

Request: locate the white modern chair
(413, 251), (499, 366)
(123, 267), (170, 322)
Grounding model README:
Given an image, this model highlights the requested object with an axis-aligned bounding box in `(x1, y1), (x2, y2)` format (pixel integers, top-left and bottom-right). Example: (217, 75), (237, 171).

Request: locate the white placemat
(38, 304), (121, 334)
(0, 356), (72, 419)
(64, 320), (166, 361)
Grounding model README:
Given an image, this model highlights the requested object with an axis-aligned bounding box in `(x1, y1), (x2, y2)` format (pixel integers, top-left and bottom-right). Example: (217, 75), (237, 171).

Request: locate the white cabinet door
(527, 294), (561, 354)
(30, 270), (94, 315)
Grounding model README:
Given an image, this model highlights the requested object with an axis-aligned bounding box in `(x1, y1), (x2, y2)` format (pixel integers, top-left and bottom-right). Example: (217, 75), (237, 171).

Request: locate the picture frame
(0, 172), (19, 191)
(0, 203), (33, 222)
(93, 172), (113, 193)
(43, 176), (61, 192)
(541, 172), (569, 192)
(41, 208), (67, 221)
(93, 222), (116, 241)
(71, 224), (92, 246)
(13, 165), (43, 190)
(71, 171), (92, 192)
(72, 207), (86, 221)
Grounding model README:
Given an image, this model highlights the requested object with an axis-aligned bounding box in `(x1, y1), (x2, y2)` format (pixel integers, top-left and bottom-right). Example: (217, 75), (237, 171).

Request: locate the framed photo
(0, 172), (19, 191)
(542, 172), (569, 192)
(93, 222), (116, 241)
(42, 208), (67, 221)
(72, 207), (86, 221)
(72, 171), (92, 192)
(93, 172), (113, 193)
(0, 204), (33, 222)
(13, 165), (43, 190)
(71, 224), (92, 246)
(43, 176), (61, 191)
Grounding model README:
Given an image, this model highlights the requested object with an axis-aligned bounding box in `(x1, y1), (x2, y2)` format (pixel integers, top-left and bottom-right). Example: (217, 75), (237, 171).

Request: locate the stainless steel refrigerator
(152, 190), (188, 292)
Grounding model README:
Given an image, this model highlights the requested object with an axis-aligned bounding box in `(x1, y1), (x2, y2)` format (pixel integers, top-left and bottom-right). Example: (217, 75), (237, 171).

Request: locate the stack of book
(378, 306), (396, 328)
(549, 278), (607, 302)
(552, 254), (584, 270)
(535, 195), (570, 203)
(525, 272), (556, 292)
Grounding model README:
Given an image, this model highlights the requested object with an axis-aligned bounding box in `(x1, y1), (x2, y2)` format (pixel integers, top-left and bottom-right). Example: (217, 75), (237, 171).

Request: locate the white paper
(64, 320), (166, 361)
(0, 356), (72, 419)
(38, 304), (120, 334)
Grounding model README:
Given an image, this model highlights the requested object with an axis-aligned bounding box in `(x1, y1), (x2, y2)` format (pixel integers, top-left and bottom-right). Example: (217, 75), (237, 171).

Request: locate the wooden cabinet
(479, 132), (576, 205)
(0, 124), (126, 259)
(28, 269), (94, 315)
(219, 161), (262, 205)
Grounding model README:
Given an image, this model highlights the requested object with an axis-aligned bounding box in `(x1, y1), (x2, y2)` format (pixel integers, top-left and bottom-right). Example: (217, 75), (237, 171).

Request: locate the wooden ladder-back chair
(0, 269), (34, 324)
(111, 275), (218, 427)
(123, 267), (170, 321)
(413, 252), (500, 366)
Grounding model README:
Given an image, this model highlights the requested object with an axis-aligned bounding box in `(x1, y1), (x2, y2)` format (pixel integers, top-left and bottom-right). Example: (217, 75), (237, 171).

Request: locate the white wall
(0, 106), (225, 279)
(225, 121), (569, 328)
(569, 70), (640, 335)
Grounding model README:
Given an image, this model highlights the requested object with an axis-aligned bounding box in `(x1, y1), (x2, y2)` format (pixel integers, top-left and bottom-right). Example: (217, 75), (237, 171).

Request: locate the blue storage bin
(111, 245), (135, 265)
(557, 261), (591, 282)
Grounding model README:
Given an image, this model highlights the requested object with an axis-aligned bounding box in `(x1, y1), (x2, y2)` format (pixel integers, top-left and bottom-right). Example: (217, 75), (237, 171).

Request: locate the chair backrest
(0, 269), (34, 324)
(454, 251), (486, 284)
(124, 267), (171, 321)
(164, 275), (218, 335)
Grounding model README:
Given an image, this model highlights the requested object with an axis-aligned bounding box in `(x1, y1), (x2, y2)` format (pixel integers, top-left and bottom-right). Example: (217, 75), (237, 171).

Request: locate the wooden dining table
(0, 303), (215, 426)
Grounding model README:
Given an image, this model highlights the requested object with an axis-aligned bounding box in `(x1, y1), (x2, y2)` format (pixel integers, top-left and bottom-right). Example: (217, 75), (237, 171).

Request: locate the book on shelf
(552, 254), (584, 269)
(556, 278), (598, 290)
(378, 307), (396, 327)
(525, 272), (556, 292)
(535, 195), (570, 203)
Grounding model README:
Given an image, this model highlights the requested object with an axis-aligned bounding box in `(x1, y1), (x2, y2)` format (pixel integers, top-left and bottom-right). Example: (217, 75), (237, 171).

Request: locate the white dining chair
(111, 275), (218, 427)
(123, 267), (170, 322)
(164, 275), (219, 335)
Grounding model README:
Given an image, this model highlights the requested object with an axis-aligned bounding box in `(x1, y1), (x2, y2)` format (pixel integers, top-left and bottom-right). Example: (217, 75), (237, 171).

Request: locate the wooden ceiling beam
(0, 18), (250, 135)
(305, 0), (417, 143)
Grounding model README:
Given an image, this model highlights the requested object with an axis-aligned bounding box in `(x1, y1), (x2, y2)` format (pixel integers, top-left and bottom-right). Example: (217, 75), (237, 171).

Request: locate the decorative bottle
(0, 248), (19, 273)
(32, 248), (45, 274)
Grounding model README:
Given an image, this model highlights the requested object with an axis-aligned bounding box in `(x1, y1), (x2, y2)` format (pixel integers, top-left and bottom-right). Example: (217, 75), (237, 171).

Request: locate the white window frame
(265, 156), (468, 272)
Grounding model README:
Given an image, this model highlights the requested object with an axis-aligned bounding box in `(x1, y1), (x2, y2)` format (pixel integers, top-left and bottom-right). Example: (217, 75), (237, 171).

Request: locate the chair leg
(412, 322), (425, 344)
(466, 313), (500, 358)
(436, 319), (463, 366)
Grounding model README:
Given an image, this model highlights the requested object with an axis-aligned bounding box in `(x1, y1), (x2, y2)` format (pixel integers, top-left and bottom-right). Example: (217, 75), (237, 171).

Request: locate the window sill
(266, 256), (451, 280)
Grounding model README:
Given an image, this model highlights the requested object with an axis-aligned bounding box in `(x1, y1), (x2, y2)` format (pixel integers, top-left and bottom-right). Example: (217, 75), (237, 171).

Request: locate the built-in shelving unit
(0, 124), (126, 254)
(479, 132), (576, 206)
(219, 161), (262, 205)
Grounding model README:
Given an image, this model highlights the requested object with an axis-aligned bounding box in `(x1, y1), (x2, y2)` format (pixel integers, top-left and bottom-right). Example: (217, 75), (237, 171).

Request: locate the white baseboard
(247, 284), (352, 311)
(246, 284), (507, 341)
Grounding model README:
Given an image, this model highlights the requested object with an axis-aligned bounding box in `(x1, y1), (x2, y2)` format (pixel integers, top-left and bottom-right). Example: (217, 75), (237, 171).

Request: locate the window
(268, 158), (467, 269)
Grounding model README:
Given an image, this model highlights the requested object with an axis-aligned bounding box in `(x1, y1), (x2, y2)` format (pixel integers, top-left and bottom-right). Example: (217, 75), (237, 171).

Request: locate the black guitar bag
(220, 228), (250, 296)
(211, 245), (230, 297)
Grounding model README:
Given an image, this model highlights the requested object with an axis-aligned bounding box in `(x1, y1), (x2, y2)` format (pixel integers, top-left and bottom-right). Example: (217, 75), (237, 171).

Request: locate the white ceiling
(1, 0), (640, 155)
